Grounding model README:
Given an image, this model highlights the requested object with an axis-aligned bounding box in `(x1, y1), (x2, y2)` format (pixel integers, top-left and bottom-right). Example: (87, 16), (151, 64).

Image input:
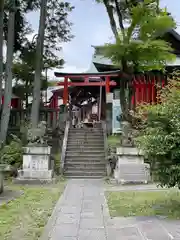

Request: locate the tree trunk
(156, 0), (159, 13)
(103, 0), (118, 38)
(31, 0), (47, 127)
(25, 80), (29, 108)
(0, 0), (4, 109)
(114, 0), (125, 38)
(0, 1), (15, 144)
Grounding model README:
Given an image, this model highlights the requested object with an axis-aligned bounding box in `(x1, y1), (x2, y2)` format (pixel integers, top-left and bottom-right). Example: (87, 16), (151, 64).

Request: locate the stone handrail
(101, 121), (110, 176)
(60, 120), (70, 174)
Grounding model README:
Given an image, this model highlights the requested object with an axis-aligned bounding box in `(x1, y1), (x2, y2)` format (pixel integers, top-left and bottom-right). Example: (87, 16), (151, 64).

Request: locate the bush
(135, 78), (180, 188)
(0, 135), (23, 169)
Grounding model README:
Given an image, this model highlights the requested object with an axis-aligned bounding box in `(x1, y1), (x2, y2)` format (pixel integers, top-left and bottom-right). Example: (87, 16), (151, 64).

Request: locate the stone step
(66, 146), (104, 151)
(65, 166), (106, 172)
(65, 161), (105, 165)
(65, 162), (105, 168)
(67, 143), (104, 147)
(68, 132), (103, 137)
(68, 139), (104, 143)
(69, 128), (103, 131)
(65, 156), (105, 162)
(66, 151), (105, 155)
(64, 175), (105, 179)
(65, 162), (105, 166)
(69, 130), (103, 133)
(68, 136), (103, 141)
(69, 131), (103, 135)
(64, 170), (106, 177)
(68, 134), (103, 138)
(68, 139), (103, 142)
(69, 128), (102, 131)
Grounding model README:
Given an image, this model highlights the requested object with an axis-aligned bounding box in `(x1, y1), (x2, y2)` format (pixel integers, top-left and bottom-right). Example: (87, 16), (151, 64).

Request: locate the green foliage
(10, 1), (74, 103)
(0, 135), (23, 168)
(100, 0), (176, 72)
(12, 44), (48, 103)
(3, 0), (34, 52)
(135, 76), (180, 188)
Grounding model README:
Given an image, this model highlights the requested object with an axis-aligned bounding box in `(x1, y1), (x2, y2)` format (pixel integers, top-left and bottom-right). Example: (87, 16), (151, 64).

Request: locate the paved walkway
(40, 180), (180, 240)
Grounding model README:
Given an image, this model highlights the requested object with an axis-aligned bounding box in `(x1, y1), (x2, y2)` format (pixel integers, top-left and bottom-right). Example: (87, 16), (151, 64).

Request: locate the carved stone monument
(16, 146), (53, 182)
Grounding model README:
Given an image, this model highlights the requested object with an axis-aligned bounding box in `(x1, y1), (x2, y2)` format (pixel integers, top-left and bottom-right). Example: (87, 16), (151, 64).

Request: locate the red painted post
(131, 76), (135, 108)
(151, 76), (155, 104)
(105, 76), (110, 93)
(85, 76), (89, 83)
(139, 75), (143, 104)
(136, 77), (141, 104)
(133, 76), (138, 108)
(162, 76), (165, 88)
(147, 75), (151, 104)
(63, 76), (68, 105)
(143, 75), (147, 103)
(54, 94), (58, 119)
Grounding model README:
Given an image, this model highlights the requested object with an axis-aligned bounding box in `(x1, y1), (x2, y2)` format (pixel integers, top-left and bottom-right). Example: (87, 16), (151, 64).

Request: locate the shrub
(135, 78), (180, 188)
(0, 135), (23, 169)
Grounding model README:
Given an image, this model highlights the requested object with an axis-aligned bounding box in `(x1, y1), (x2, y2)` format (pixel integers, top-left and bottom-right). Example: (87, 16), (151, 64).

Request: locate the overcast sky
(26, 0), (180, 79)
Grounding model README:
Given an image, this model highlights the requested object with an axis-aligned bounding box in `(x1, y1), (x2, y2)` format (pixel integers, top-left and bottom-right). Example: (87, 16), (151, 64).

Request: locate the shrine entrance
(54, 71), (120, 125)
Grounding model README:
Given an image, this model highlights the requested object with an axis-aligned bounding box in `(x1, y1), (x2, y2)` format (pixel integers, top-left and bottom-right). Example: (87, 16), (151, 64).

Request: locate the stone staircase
(64, 125), (106, 178)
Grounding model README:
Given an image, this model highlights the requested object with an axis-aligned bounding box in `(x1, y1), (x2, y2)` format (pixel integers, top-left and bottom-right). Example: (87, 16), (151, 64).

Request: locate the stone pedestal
(114, 147), (150, 184)
(16, 146), (53, 183)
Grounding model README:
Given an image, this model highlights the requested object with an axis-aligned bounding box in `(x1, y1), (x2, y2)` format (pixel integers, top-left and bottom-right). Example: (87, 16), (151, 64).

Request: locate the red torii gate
(54, 71), (120, 104)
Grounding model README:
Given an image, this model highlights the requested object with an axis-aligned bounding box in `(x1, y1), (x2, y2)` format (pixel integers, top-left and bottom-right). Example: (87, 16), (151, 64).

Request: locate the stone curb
(39, 182), (69, 240)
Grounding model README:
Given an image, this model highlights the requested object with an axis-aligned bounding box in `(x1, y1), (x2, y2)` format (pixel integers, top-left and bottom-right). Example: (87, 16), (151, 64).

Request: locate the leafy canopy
(99, 0), (176, 72)
(9, 0), (74, 102)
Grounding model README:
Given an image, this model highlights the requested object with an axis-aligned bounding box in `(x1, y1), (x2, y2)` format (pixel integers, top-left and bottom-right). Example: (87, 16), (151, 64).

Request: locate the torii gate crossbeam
(54, 70), (120, 104)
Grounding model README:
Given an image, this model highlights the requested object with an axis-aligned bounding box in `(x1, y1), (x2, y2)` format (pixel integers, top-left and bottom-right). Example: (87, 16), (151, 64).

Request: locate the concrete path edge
(39, 183), (69, 240)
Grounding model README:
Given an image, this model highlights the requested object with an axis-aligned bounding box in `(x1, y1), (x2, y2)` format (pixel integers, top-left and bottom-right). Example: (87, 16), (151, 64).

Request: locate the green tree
(135, 76), (180, 188)
(31, 0), (74, 127)
(12, 41), (64, 108)
(98, 0), (175, 121)
(3, 0), (36, 53)
(12, 52), (45, 108)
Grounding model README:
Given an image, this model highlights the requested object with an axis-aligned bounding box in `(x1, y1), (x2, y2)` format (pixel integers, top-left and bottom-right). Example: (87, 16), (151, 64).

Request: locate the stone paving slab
(78, 229), (106, 240)
(40, 179), (180, 240)
(107, 226), (143, 240)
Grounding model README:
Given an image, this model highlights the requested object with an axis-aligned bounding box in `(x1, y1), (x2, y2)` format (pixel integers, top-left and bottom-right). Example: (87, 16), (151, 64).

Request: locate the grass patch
(106, 190), (180, 219)
(0, 181), (66, 240)
(107, 134), (121, 147)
